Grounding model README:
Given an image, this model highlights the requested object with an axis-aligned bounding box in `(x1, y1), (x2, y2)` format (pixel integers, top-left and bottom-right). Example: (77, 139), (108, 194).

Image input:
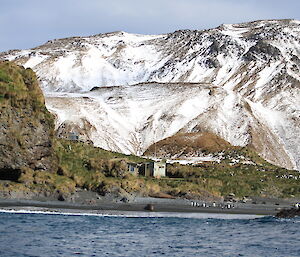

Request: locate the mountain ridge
(1, 19), (299, 171)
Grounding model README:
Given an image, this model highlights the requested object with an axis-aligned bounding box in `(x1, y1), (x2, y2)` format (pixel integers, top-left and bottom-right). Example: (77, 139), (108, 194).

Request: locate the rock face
(0, 61), (58, 179)
(1, 19), (300, 170)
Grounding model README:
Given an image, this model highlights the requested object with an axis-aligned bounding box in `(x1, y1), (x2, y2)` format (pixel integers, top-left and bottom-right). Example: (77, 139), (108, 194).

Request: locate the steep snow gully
(1, 19), (300, 170)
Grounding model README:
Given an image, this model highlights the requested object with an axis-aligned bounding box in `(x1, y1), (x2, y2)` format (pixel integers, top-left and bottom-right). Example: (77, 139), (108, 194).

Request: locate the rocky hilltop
(0, 61), (58, 179)
(1, 19), (300, 171)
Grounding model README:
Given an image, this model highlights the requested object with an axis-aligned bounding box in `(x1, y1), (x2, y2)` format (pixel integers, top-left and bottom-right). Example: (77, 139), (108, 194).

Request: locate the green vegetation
(143, 131), (300, 199)
(0, 61), (54, 131)
(19, 139), (296, 200)
(51, 139), (226, 199)
(167, 148), (300, 198)
(54, 139), (149, 194)
(1, 129), (299, 200)
(0, 61), (45, 108)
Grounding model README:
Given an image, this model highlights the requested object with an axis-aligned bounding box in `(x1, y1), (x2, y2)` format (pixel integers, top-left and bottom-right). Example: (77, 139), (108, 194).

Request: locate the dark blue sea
(0, 210), (299, 257)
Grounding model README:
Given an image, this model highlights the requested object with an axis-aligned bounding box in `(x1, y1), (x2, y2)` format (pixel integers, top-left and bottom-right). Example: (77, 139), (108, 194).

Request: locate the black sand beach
(0, 194), (295, 216)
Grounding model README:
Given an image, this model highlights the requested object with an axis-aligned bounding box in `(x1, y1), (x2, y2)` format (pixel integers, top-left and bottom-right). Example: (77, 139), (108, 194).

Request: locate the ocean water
(0, 210), (299, 257)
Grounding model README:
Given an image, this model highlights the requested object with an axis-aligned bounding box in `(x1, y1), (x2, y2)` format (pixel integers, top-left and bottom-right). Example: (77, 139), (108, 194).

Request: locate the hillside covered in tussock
(0, 61), (58, 176)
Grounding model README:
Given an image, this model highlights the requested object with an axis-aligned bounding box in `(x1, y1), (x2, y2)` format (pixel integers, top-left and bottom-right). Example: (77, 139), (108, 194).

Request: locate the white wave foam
(0, 207), (264, 220)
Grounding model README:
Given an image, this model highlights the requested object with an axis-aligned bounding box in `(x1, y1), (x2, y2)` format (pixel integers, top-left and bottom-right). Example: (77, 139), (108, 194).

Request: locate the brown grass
(144, 132), (235, 157)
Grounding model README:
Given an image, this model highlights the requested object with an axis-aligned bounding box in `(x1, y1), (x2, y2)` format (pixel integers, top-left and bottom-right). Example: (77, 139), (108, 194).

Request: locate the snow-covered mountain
(1, 19), (300, 170)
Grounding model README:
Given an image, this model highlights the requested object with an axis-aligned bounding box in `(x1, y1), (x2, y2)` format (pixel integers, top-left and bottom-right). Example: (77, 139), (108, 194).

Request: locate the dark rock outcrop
(243, 40), (281, 62)
(275, 208), (300, 218)
(0, 61), (58, 178)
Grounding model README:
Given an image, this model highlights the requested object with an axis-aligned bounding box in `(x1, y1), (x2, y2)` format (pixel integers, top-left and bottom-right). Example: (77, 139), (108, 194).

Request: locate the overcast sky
(1, 0), (299, 52)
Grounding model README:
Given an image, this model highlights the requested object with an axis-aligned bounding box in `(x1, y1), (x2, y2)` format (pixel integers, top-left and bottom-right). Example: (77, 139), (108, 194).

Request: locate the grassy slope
(53, 139), (223, 200)
(144, 131), (300, 198)
(52, 139), (300, 199)
(0, 61), (47, 112)
(167, 147), (300, 198)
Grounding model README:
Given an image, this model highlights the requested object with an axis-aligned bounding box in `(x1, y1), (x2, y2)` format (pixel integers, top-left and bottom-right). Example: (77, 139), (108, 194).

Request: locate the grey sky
(0, 0), (299, 52)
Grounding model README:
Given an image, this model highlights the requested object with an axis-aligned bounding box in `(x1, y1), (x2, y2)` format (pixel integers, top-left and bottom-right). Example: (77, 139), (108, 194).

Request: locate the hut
(127, 163), (140, 176)
(140, 160), (166, 178)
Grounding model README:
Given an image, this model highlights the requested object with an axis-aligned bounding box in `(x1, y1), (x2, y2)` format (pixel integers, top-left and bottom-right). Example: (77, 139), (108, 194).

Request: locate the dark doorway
(0, 168), (21, 182)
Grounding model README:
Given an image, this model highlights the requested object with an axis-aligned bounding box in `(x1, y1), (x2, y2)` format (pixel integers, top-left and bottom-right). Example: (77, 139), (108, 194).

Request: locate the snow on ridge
(23, 54), (47, 68)
(88, 31), (164, 42)
(291, 19), (300, 25)
(2, 19), (300, 94)
(221, 24), (250, 38)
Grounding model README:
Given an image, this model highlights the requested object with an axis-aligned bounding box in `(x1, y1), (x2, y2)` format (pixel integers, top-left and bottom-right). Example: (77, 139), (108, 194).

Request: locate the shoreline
(1, 190), (296, 217)
(0, 207), (266, 220)
(0, 198), (285, 216)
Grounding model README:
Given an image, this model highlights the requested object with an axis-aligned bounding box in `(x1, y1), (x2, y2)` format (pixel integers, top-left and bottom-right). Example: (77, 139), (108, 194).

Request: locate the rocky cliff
(0, 61), (58, 181)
